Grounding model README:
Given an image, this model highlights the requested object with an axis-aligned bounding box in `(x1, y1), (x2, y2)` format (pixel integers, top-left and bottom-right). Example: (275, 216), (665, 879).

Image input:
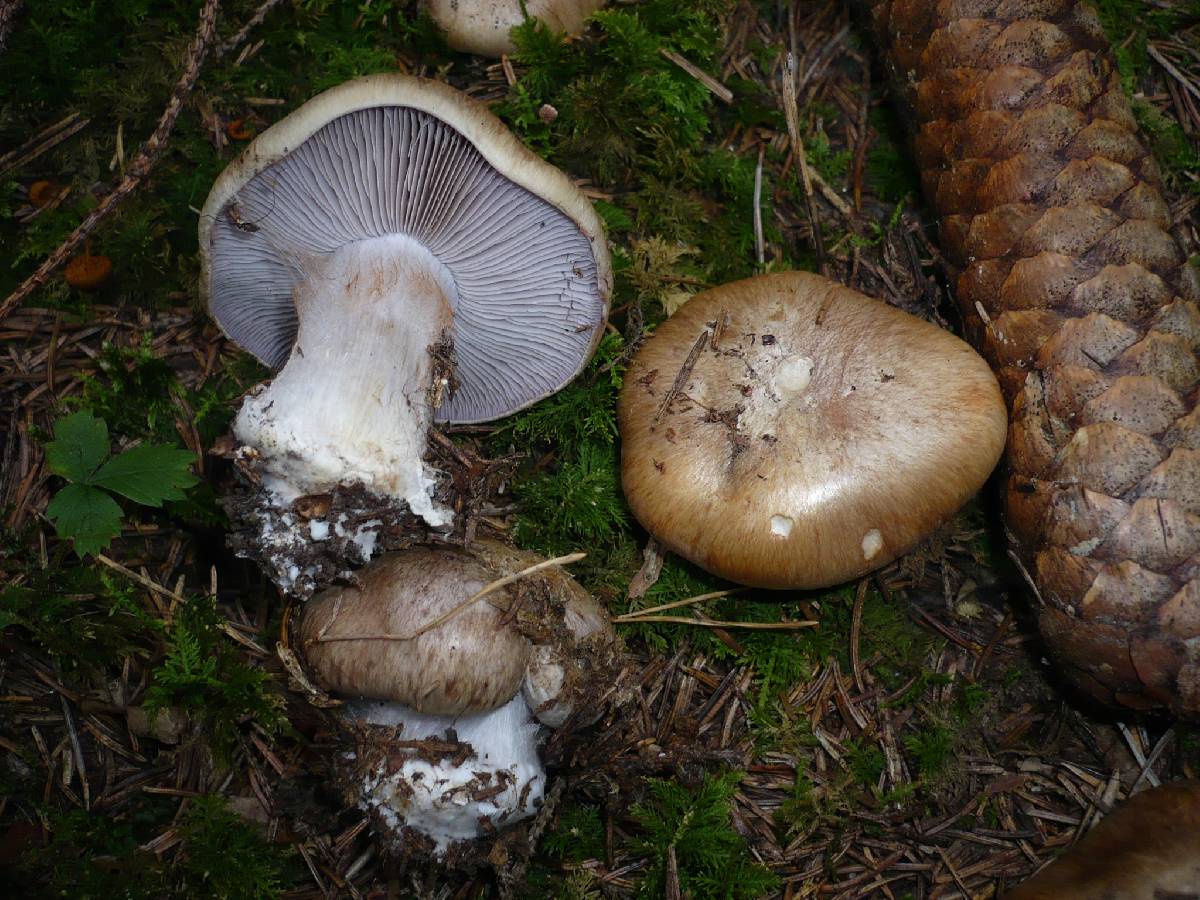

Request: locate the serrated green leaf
(91, 444), (199, 506)
(46, 483), (124, 556)
(45, 410), (110, 483)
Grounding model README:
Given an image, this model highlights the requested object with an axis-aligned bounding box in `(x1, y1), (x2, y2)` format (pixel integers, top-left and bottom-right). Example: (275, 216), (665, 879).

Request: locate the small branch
(1148, 43), (1200, 106)
(655, 327), (710, 422)
(850, 578), (867, 694)
(753, 143), (765, 266)
(0, 113), (91, 179)
(315, 552), (587, 644)
(614, 615), (817, 630)
(782, 51), (828, 275)
(96, 553), (187, 609)
(0, 0), (222, 325)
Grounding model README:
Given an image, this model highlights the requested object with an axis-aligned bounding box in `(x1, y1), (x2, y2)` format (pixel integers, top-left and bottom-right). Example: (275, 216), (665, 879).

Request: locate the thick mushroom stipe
(428, 0), (606, 58)
(618, 272), (1008, 589)
(235, 233), (457, 525)
(348, 694), (544, 855)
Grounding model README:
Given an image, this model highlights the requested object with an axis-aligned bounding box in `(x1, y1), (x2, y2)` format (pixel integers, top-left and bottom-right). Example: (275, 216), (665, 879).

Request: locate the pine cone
(867, 0), (1200, 714)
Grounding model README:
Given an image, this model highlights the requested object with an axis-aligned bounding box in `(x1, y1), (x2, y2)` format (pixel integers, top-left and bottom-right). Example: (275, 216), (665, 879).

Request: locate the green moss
(12, 795), (297, 899)
(864, 105), (921, 204)
(173, 795), (297, 898)
(1132, 98), (1200, 193)
(904, 723), (955, 776)
(543, 804), (606, 862)
(0, 558), (160, 671)
(13, 799), (175, 899)
(145, 595), (286, 760)
(512, 441), (629, 553)
(498, 0), (781, 290)
(631, 771), (779, 899)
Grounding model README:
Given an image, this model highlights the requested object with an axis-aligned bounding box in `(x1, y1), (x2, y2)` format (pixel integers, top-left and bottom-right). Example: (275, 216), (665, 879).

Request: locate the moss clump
(12, 795), (298, 899)
(632, 771), (779, 899)
(145, 594), (286, 760)
(0, 557), (160, 672)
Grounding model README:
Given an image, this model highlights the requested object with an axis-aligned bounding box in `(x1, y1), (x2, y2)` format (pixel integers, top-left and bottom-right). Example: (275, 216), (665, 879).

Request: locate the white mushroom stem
(234, 233), (457, 527)
(348, 693), (545, 855)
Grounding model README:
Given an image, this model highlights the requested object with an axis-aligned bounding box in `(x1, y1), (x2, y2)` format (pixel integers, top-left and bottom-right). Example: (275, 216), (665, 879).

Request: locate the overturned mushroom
(618, 272), (1007, 589)
(199, 74), (610, 593)
(428, 0), (606, 58)
(297, 540), (618, 854)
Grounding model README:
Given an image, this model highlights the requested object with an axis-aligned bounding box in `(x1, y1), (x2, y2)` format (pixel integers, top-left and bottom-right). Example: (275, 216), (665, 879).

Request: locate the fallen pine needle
(611, 588), (746, 621)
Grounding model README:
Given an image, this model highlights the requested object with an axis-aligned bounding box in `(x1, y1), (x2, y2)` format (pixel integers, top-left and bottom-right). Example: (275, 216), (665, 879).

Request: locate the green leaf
(91, 444), (199, 506)
(46, 483), (124, 556)
(45, 410), (110, 483)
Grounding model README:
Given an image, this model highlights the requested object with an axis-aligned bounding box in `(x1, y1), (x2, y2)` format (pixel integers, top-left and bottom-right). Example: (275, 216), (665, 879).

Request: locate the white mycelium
(348, 694), (544, 855)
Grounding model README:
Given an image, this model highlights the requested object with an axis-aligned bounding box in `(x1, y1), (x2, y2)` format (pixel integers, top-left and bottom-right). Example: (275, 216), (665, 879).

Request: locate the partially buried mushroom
(618, 272), (1007, 589)
(199, 74), (610, 593)
(297, 540), (617, 855)
(428, 0), (606, 58)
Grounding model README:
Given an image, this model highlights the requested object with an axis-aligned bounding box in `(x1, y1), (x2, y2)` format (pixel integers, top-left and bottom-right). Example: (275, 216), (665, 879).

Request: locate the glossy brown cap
(617, 272), (1007, 589)
(1007, 780), (1200, 899)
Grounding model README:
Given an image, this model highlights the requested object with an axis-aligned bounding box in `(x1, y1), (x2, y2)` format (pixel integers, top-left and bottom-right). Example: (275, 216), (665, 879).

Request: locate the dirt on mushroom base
(216, 424), (516, 599)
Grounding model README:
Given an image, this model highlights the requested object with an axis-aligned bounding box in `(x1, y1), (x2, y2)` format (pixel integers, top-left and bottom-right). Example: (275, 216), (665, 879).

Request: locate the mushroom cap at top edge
(427, 0), (607, 58)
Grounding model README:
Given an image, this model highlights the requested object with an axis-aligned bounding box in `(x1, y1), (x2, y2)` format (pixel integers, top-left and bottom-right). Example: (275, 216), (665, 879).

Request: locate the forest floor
(1, 1), (1199, 897)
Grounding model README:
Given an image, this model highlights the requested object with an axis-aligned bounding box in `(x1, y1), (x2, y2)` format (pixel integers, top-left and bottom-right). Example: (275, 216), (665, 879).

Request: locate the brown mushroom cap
(618, 272), (1007, 589)
(1007, 780), (1200, 899)
(298, 546), (532, 714)
(427, 0), (606, 58)
(64, 253), (112, 291)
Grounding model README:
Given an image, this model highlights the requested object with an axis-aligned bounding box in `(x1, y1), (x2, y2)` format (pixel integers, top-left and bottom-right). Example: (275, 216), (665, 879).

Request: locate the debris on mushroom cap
(198, 74), (610, 592)
(1007, 780), (1200, 899)
(469, 539), (616, 727)
(346, 694), (545, 856)
(299, 545), (533, 715)
(618, 271), (1008, 590)
(427, 0), (607, 57)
